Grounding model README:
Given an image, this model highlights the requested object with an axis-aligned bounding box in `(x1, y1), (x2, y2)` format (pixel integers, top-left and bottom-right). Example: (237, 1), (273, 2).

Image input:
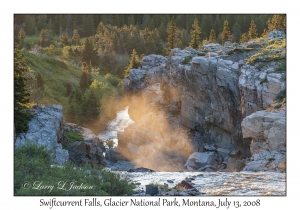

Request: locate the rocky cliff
(118, 31), (286, 172)
(15, 105), (69, 165)
(15, 105), (106, 167)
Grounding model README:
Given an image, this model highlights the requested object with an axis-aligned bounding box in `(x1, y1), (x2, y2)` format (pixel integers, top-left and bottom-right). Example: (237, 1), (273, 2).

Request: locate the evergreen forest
(14, 14), (286, 133)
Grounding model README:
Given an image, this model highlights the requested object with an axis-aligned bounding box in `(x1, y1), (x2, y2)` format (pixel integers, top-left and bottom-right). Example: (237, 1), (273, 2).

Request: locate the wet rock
(67, 140), (106, 167)
(185, 152), (217, 171)
(105, 148), (121, 163)
(146, 184), (159, 195)
(175, 180), (198, 192)
(127, 167), (155, 172)
(108, 160), (135, 171)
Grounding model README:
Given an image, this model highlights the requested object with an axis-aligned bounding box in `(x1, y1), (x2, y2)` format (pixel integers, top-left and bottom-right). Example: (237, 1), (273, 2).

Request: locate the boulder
(105, 148), (124, 163)
(67, 140), (106, 166)
(15, 105), (68, 165)
(185, 152), (217, 171)
(241, 107), (286, 172)
(246, 43), (262, 48)
(64, 122), (106, 167)
(268, 30), (286, 39)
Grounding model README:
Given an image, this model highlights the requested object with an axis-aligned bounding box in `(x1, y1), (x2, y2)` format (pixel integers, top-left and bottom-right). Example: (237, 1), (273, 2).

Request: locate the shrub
(181, 55), (193, 64)
(64, 130), (84, 142)
(105, 74), (121, 87)
(275, 88), (286, 103)
(14, 143), (135, 196)
(42, 44), (60, 56)
(275, 60), (286, 73)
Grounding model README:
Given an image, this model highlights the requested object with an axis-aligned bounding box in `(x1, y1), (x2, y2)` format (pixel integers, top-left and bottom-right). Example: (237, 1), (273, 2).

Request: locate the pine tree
(14, 48), (31, 134)
(86, 90), (100, 120)
(18, 28), (26, 47)
(24, 15), (36, 36)
(81, 37), (99, 66)
(239, 33), (248, 44)
(208, 29), (217, 43)
(248, 20), (258, 40)
(38, 29), (47, 47)
(261, 28), (268, 38)
(221, 20), (231, 45)
(266, 14), (286, 32)
(165, 17), (179, 55)
(71, 29), (81, 45)
(80, 62), (92, 90)
(125, 49), (141, 77)
(189, 19), (201, 49)
(60, 31), (69, 46)
(231, 22), (241, 42)
(38, 29), (53, 47)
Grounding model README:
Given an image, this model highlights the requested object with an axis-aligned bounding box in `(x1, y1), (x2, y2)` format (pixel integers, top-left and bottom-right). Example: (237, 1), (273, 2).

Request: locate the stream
(98, 106), (134, 147)
(98, 107), (286, 196)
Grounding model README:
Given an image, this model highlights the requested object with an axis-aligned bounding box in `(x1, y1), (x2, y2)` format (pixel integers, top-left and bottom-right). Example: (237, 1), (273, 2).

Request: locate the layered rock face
(15, 105), (69, 165)
(239, 63), (286, 117)
(119, 31), (286, 172)
(161, 49), (244, 153)
(241, 107), (286, 172)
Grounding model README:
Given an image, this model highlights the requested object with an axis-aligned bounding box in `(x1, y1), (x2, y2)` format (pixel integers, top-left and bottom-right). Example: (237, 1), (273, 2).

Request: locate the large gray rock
(185, 152), (217, 171)
(66, 140), (106, 166)
(15, 105), (69, 165)
(241, 107), (286, 172)
(119, 45), (286, 172)
(268, 30), (286, 39)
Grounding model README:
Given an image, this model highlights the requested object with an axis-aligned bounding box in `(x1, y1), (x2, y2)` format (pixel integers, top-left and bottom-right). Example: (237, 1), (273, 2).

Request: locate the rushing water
(118, 171), (286, 196)
(98, 106), (286, 196)
(98, 106), (134, 147)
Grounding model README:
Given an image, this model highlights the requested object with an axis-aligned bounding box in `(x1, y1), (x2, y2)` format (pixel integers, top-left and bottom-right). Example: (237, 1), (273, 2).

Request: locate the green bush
(275, 88), (286, 103)
(14, 143), (135, 196)
(260, 77), (268, 85)
(105, 73), (121, 87)
(181, 55), (193, 64)
(275, 60), (286, 73)
(64, 131), (84, 142)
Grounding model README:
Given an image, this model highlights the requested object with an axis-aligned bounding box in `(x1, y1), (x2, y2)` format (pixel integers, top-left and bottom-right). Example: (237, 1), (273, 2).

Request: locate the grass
(14, 143), (135, 196)
(275, 60), (286, 73)
(64, 131), (84, 142)
(227, 48), (253, 55)
(23, 49), (115, 111)
(246, 39), (286, 66)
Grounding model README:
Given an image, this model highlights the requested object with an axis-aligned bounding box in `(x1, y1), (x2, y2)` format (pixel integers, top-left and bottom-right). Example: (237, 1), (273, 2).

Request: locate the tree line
(14, 14), (286, 132)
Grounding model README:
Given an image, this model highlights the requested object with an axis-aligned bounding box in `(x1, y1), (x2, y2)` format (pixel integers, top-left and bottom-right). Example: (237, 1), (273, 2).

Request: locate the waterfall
(98, 106), (134, 147)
